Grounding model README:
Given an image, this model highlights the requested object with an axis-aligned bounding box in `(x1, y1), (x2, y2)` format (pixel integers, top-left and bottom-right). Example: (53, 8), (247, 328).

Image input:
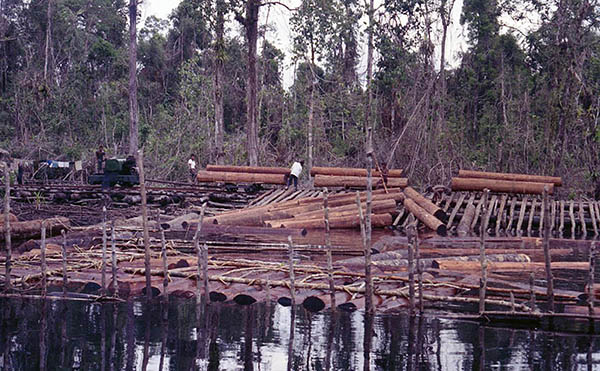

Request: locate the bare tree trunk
(128, 0), (139, 155)
(44, 0), (52, 84)
(365, 0), (375, 135)
(244, 0), (260, 166)
(307, 72), (315, 176)
(214, 0), (225, 164)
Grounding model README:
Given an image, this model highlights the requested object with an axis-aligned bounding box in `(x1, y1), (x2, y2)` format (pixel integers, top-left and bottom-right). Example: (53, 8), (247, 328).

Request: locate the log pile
(451, 170), (562, 195)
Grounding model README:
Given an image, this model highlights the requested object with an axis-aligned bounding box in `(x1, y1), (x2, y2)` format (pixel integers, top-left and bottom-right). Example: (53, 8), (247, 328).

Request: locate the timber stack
(451, 169), (562, 195)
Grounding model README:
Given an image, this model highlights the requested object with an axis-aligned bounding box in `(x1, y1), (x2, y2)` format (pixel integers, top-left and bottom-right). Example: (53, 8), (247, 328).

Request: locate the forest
(0, 0), (599, 197)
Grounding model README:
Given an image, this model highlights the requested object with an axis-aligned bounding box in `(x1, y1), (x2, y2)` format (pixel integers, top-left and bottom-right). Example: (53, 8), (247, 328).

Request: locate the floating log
(403, 187), (447, 222)
(451, 178), (554, 195)
(434, 261), (590, 272)
(196, 170), (287, 185)
(458, 170), (562, 187)
(403, 198), (447, 236)
(310, 166), (403, 178)
(181, 223), (308, 237)
(206, 164), (290, 175)
(430, 254), (531, 269)
(0, 217), (70, 241)
(314, 175), (408, 189)
(267, 213), (392, 229)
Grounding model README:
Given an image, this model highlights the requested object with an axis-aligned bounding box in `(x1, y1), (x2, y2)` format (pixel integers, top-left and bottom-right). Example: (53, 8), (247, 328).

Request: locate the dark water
(0, 297), (599, 370)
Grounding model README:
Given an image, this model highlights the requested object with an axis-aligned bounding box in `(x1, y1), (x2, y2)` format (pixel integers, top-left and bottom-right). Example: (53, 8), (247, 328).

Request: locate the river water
(0, 296), (598, 370)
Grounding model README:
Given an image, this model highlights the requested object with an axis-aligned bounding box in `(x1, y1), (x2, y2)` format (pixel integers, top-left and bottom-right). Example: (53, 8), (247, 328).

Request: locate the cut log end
(436, 225), (447, 237)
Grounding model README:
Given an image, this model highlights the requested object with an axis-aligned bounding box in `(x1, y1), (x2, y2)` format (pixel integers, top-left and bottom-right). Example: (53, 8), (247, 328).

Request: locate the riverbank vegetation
(0, 0), (599, 196)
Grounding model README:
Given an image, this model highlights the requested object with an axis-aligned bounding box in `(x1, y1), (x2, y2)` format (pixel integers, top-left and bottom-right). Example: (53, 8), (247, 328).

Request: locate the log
(181, 223), (308, 237)
(278, 199), (397, 221)
(206, 164), (290, 175)
(159, 213), (199, 230)
(0, 213), (18, 224)
(457, 204), (476, 237)
(451, 178), (554, 195)
(314, 175), (408, 189)
(434, 261), (590, 272)
(196, 170), (287, 185)
(310, 166), (403, 178)
(430, 253), (531, 269)
(267, 213), (392, 229)
(0, 217), (70, 241)
(458, 169), (562, 187)
(404, 187), (447, 222)
(403, 198), (447, 236)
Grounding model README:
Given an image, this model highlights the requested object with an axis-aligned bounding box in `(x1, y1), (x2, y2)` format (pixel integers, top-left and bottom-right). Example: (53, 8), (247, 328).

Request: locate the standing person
(286, 160), (304, 191)
(96, 145), (105, 173)
(187, 154), (197, 183)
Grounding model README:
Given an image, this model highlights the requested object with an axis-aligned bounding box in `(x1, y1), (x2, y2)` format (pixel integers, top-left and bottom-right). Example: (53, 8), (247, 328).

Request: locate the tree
(128, 0), (139, 155)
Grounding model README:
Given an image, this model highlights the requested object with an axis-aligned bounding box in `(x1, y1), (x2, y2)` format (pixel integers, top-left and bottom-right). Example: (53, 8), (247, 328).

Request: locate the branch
(260, 1), (296, 11)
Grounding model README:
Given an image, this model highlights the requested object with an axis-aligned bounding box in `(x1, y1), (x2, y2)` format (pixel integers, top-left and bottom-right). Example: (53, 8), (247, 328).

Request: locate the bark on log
(314, 175), (407, 188)
(181, 223), (308, 237)
(0, 217), (70, 241)
(434, 261), (589, 272)
(451, 178), (554, 195)
(310, 166), (403, 178)
(458, 170), (562, 187)
(197, 170), (287, 184)
(159, 213), (199, 230)
(206, 164), (290, 175)
(404, 187), (447, 222)
(430, 253), (531, 268)
(0, 213), (18, 224)
(277, 199), (397, 221)
(403, 198), (447, 236)
(266, 213), (392, 229)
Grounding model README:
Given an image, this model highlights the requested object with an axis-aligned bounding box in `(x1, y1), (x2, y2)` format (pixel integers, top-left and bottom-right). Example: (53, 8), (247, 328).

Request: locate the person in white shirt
(286, 160), (304, 190)
(187, 154), (197, 183)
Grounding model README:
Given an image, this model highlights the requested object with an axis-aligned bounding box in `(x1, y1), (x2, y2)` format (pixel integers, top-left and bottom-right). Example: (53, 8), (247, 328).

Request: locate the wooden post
(479, 189), (489, 315)
(161, 228), (168, 301)
(364, 126), (374, 314)
(407, 216), (416, 316)
(202, 243), (209, 302)
(543, 186), (555, 312)
(3, 165), (11, 290)
(529, 272), (535, 311)
(195, 203), (207, 305)
(416, 226), (423, 314)
(111, 222), (118, 297)
(61, 230), (67, 297)
(137, 150), (152, 300)
(41, 222), (47, 297)
(101, 206), (107, 295)
(589, 241), (595, 317)
(288, 236), (296, 307)
(323, 188), (336, 310)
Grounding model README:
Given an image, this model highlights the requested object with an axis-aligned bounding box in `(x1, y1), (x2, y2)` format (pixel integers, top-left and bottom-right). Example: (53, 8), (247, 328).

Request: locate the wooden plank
(393, 207), (406, 226)
(569, 201), (576, 240)
(249, 189), (276, 207)
(443, 193), (455, 212)
(506, 196), (517, 236)
(527, 197), (537, 237)
(559, 200), (565, 239)
(516, 196), (528, 237)
(257, 189), (285, 207)
(483, 195), (497, 235)
(470, 194), (483, 233)
(447, 193), (466, 228)
(579, 200), (587, 239)
(495, 194), (508, 237)
(550, 200), (556, 237)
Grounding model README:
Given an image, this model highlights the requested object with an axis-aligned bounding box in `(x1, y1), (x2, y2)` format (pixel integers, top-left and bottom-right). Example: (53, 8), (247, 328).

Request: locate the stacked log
(403, 187), (447, 221)
(452, 170), (561, 195)
(451, 177), (554, 195)
(314, 174), (408, 188)
(197, 170), (287, 185)
(402, 197), (447, 236)
(458, 170), (562, 187)
(0, 217), (70, 241)
(310, 166), (403, 178)
(206, 165), (289, 175)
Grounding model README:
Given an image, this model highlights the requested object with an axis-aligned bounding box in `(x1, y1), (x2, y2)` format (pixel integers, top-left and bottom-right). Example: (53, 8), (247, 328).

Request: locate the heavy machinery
(88, 156), (139, 188)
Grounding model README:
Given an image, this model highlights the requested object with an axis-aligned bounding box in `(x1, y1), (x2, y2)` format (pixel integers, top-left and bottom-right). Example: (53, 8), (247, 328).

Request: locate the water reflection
(0, 297), (599, 370)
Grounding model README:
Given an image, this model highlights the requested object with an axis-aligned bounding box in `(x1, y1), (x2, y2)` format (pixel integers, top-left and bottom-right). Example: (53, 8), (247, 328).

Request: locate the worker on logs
(188, 154), (197, 183)
(285, 160), (304, 191)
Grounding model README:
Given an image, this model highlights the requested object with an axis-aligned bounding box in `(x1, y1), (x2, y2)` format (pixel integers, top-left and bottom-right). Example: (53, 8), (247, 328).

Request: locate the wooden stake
(479, 189), (489, 315)
(101, 206), (107, 295)
(529, 272), (535, 312)
(137, 150), (152, 300)
(543, 186), (555, 312)
(41, 222), (47, 297)
(3, 165), (11, 290)
(588, 241), (595, 317)
(288, 236), (296, 306)
(323, 189), (336, 310)
(195, 203), (207, 305)
(365, 127), (374, 314)
(61, 230), (67, 297)
(202, 242), (209, 302)
(161, 228), (168, 301)
(111, 222), (118, 297)
(407, 216), (416, 316)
